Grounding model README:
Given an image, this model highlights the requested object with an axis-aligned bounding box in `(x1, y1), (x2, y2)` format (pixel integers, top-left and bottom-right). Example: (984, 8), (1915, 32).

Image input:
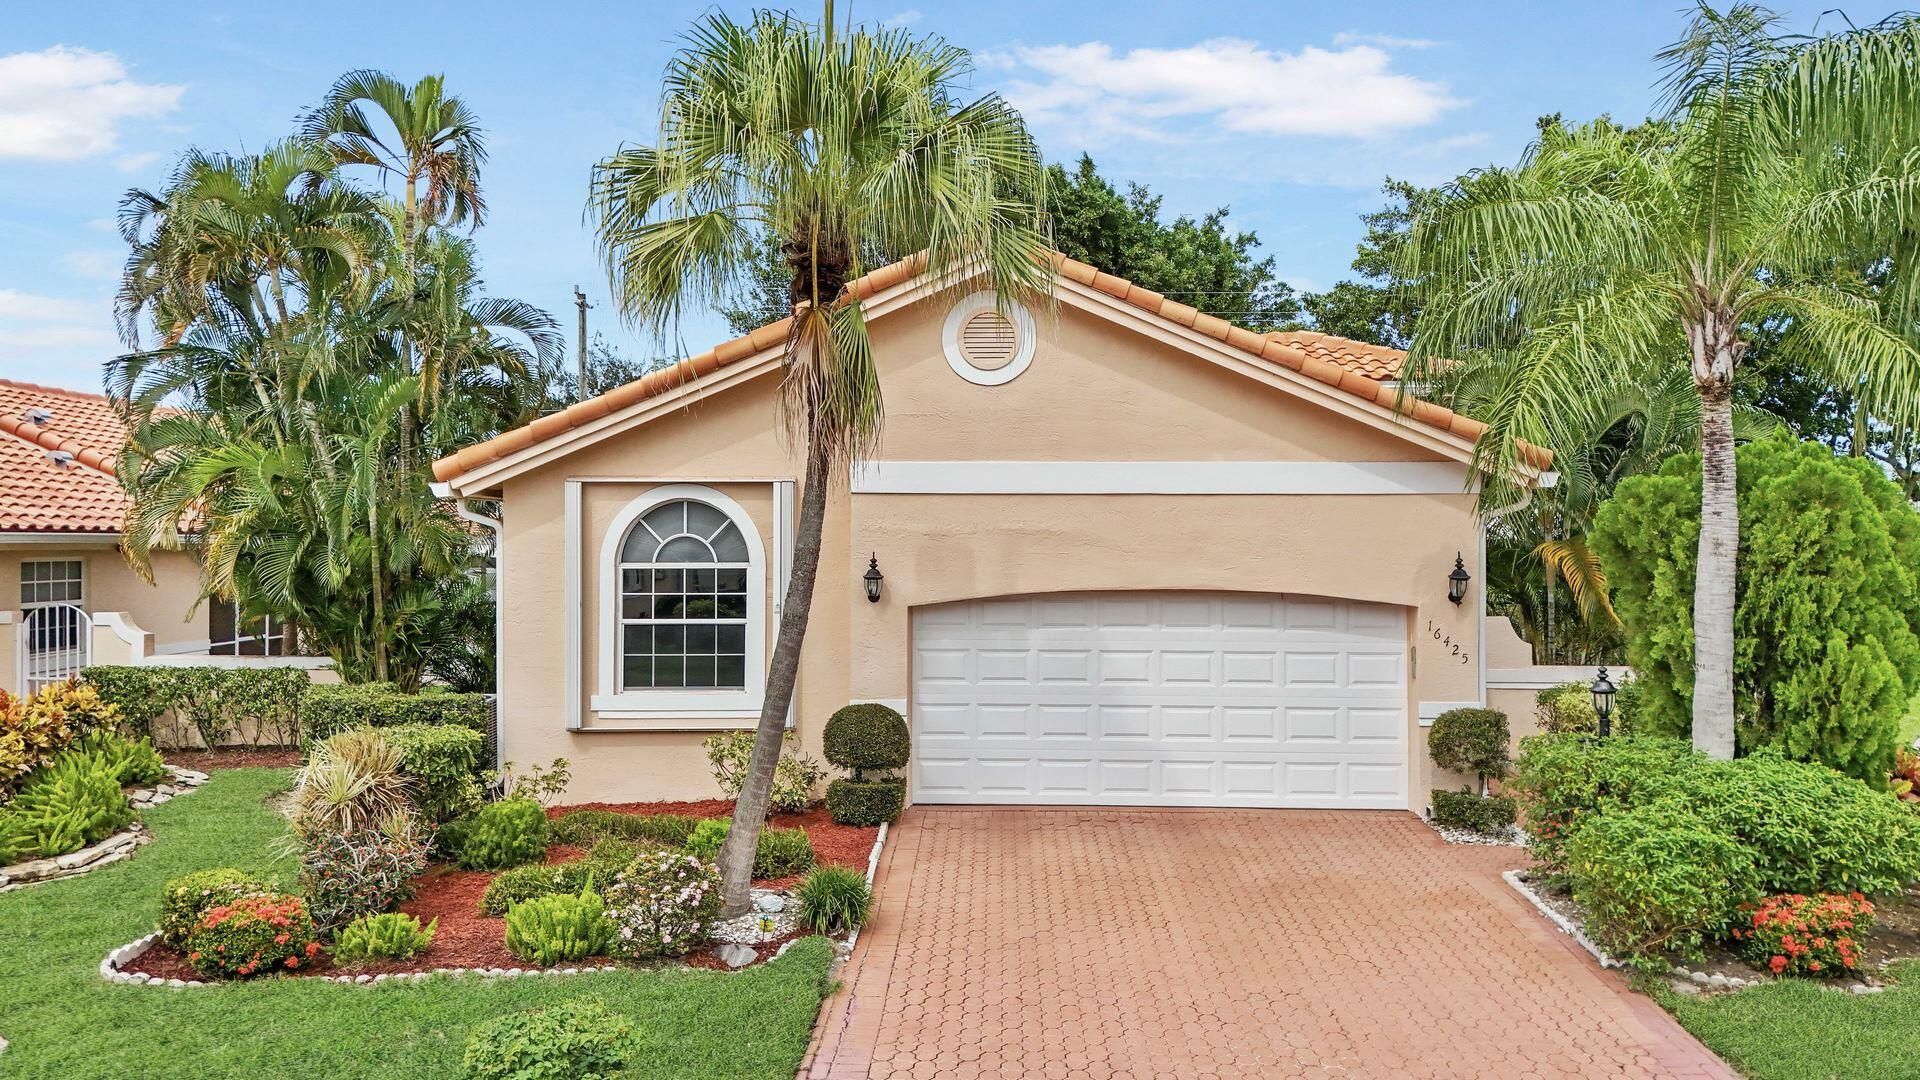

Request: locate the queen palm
(1401, 5), (1920, 757)
(590, 4), (1051, 912)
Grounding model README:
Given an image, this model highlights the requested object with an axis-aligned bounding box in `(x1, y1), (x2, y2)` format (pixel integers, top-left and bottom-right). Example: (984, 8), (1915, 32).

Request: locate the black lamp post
(863, 553), (884, 603)
(1447, 552), (1471, 605)
(1591, 666), (1617, 738)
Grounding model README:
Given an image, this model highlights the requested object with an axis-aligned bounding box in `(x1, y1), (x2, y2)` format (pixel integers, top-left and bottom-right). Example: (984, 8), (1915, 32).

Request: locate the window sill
(588, 692), (763, 728)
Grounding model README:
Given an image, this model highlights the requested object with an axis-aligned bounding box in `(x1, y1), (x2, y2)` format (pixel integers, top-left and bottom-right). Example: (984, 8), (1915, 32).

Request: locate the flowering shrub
(296, 817), (433, 932)
(161, 868), (269, 948)
(1731, 893), (1876, 977)
(602, 850), (723, 959)
(183, 892), (321, 978)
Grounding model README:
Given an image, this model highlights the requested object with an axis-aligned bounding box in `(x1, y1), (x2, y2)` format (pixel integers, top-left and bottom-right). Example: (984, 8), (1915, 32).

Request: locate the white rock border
(99, 929), (627, 988)
(1503, 868), (1622, 969)
(0, 767), (208, 892)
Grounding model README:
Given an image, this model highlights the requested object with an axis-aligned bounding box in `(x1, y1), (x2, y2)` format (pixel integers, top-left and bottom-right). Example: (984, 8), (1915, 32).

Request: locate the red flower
(1770, 956), (1788, 973)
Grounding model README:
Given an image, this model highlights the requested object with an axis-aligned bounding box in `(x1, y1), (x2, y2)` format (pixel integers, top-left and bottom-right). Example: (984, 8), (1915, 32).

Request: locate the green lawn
(1666, 963), (1920, 1080)
(0, 769), (835, 1079)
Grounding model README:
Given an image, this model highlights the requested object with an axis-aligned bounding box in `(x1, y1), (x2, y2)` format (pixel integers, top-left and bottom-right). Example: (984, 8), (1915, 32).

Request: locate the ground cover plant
(0, 768), (836, 1078)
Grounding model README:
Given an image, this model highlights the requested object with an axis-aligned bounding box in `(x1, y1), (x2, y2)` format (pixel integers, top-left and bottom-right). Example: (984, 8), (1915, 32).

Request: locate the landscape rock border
(0, 767), (208, 892)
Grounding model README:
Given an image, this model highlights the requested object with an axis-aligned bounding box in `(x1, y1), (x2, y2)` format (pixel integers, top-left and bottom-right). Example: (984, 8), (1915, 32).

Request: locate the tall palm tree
(301, 70), (487, 247)
(590, 4), (1052, 913)
(1401, 5), (1920, 757)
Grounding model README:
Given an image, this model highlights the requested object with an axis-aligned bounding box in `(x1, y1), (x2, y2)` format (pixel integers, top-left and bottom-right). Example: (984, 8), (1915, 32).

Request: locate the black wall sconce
(864, 553), (884, 603)
(1447, 552), (1471, 605)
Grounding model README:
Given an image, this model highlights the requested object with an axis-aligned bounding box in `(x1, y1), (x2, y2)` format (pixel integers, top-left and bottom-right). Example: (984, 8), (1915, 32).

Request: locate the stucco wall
(494, 293), (1492, 805)
(0, 542), (209, 651)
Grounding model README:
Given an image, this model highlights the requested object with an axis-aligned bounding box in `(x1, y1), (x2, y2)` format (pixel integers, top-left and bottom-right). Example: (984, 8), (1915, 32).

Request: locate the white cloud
(994, 39), (1458, 143)
(59, 249), (123, 281)
(0, 46), (184, 160)
(0, 288), (117, 351)
(1332, 32), (1443, 50)
(884, 9), (923, 28)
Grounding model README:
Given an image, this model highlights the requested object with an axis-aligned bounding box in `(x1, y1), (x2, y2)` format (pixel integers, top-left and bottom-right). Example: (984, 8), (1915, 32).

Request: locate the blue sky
(0, 1), (1891, 389)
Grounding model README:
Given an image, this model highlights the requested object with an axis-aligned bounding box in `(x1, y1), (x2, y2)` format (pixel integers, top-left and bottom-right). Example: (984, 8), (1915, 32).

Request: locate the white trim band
(852, 460), (1475, 496)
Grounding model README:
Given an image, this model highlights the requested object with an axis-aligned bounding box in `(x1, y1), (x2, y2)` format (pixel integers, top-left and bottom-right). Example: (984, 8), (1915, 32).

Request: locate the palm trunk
(1689, 310), (1741, 760)
(716, 442), (832, 914)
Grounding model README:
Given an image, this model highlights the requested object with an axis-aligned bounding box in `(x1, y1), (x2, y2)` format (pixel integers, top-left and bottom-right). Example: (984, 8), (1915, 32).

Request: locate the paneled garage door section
(911, 593), (1409, 808)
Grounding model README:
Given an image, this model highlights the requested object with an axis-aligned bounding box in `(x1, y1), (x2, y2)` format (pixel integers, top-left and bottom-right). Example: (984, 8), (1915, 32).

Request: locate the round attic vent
(942, 292), (1036, 386)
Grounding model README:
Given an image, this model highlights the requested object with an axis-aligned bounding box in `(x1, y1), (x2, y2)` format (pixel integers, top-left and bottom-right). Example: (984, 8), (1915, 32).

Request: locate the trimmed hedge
(825, 778), (905, 826)
(380, 723), (485, 823)
(548, 810), (698, 849)
(302, 683), (491, 745)
(822, 704), (910, 778)
(1430, 789), (1516, 834)
(83, 665), (306, 747)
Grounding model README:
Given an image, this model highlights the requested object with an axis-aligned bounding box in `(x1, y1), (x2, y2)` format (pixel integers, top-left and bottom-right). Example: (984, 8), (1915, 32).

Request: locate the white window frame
(20, 559), (84, 609)
(590, 484), (767, 722)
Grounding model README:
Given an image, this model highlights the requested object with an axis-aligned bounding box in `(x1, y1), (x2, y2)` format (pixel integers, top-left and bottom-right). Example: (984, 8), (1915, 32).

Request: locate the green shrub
(1592, 439), (1920, 781)
(794, 865), (871, 934)
(504, 888), (616, 965)
(7, 750), (133, 857)
(703, 730), (824, 813)
(0, 812), (34, 864)
(433, 813), (477, 861)
(822, 703), (909, 779)
(296, 817), (433, 931)
(1564, 801), (1760, 970)
(182, 892), (322, 977)
(462, 999), (636, 1080)
(1428, 707), (1511, 786)
(1, 680), (118, 792)
(1430, 789), (1516, 834)
(458, 798), (548, 870)
(332, 912), (437, 963)
(1536, 683), (1601, 735)
(825, 777), (905, 826)
(73, 730), (168, 787)
(381, 723), (485, 823)
(681, 818), (815, 878)
(83, 665), (306, 747)
(1508, 734), (1705, 878)
(478, 843), (643, 917)
(161, 867), (269, 948)
(602, 851), (722, 958)
(302, 682), (491, 745)
(1673, 751), (1920, 897)
(548, 809), (696, 848)
(290, 729), (413, 837)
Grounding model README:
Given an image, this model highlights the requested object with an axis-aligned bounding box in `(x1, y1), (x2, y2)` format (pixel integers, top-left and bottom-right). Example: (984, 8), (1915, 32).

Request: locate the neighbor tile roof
(433, 253), (1549, 483)
(0, 380), (133, 533)
(1265, 330), (1407, 382)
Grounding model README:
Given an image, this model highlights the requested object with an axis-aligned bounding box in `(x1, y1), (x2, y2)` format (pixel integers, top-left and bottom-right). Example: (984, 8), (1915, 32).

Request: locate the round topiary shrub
(826, 777), (905, 826)
(1428, 707), (1511, 786)
(822, 703), (909, 779)
(457, 797), (549, 870)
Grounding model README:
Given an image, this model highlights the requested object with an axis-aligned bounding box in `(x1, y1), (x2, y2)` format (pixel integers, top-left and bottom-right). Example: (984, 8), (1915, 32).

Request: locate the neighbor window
(207, 597), (288, 656)
(20, 560), (83, 607)
(617, 499), (750, 692)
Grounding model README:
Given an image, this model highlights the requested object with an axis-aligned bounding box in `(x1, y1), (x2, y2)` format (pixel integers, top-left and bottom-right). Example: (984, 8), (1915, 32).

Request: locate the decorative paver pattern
(805, 808), (1735, 1079)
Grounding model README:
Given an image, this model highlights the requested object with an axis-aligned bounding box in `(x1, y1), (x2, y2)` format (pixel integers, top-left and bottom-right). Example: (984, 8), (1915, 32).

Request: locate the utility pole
(574, 286), (590, 402)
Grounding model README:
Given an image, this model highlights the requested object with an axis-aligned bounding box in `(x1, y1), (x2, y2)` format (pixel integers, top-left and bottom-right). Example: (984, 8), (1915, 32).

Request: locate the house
(0, 380), (305, 697)
(431, 254), (1560, 807)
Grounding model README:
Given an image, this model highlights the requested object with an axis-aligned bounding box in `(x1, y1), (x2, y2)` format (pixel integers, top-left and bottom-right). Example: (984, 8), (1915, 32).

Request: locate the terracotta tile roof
(0, 380), (133, 533)
(433, 253), (1549, 483)
(1264, 330), (1406, 382)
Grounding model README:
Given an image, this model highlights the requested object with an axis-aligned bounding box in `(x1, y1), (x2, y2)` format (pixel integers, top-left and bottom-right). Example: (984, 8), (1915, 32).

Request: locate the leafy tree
(1591, 439), (1920, 781)
(1046, 154), (1302, 331)
(589, 5), (1052, 914)
(1300, 178), (1429, 348)
(1401, 5), (1920, 758)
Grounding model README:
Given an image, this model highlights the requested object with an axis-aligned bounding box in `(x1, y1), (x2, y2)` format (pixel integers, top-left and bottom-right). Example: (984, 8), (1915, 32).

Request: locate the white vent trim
(941, 291), (1035, 386)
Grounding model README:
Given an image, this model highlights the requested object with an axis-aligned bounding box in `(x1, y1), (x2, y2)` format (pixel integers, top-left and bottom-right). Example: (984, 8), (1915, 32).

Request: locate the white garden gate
(18, 603), (91, 696)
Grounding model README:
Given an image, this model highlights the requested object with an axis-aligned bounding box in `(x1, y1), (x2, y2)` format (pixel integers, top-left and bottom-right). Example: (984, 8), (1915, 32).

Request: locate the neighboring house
(0, 380), (297, 697)
(432, 254), (1559, 807)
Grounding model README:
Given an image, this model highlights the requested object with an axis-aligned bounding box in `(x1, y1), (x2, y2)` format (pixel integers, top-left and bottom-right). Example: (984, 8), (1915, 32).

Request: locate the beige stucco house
(0, 380), (316, 698)
(432, 254), (1560, 809)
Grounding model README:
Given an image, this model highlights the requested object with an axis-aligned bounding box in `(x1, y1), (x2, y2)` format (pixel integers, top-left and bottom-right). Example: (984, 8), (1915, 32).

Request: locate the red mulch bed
(121, 800), (875, 982)
(163, 747), (302, 771)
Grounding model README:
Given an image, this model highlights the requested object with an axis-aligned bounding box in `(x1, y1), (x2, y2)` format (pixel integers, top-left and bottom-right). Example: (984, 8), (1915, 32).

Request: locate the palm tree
(589, 4), (1052, 913)
(300, 70), (486, 247)
(1401, 5), (1920, 757)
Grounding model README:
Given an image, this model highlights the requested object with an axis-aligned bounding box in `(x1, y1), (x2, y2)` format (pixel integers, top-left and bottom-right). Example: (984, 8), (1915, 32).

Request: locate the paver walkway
(803, 807), (1735, 1079)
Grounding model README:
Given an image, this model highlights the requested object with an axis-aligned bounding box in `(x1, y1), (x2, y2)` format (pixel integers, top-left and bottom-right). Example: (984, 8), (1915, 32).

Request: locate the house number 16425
(1425, 620), (1471, 664)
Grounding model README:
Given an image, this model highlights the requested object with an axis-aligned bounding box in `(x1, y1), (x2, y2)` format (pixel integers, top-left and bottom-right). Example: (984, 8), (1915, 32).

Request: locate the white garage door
(911, 592), (1409, 809)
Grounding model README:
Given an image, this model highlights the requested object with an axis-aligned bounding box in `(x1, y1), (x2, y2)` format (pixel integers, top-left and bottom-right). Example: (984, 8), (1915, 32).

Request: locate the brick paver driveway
(803, 808), (1734, 1079)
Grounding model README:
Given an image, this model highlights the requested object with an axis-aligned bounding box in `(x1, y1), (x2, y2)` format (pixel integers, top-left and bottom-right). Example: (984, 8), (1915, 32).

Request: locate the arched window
(616, 498), (752, 691)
